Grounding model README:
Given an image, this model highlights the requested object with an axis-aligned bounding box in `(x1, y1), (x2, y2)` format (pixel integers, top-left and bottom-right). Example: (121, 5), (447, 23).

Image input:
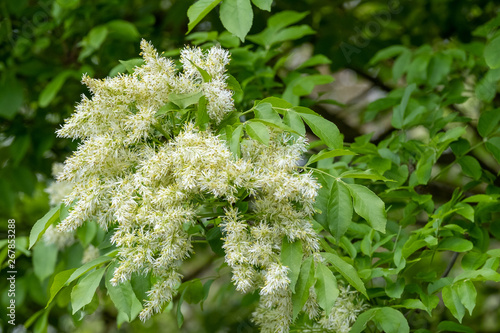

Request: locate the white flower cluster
(54, 40), (321, 330)
(317, 285), (368, 333)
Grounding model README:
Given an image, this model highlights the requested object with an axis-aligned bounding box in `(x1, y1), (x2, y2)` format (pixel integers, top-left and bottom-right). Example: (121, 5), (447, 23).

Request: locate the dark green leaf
(119, 59), (145, 74)
(369, 45), (407, 65)
(105, 262), (142, 321)
(437, 321), (474, 333)
(486, 137), (500, 164)
(0, 77), (24, 119)
(458, 156), (482, 180)
(196, 96), (210, 130)
(307, 149), (355, 166)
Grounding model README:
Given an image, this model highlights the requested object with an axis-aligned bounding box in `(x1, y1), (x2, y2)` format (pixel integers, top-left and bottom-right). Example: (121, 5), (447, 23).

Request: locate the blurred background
(1, 0), (500, 332)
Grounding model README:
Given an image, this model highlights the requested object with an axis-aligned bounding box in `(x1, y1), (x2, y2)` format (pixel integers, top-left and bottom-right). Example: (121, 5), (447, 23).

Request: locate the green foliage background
(1, 0), (500, 332)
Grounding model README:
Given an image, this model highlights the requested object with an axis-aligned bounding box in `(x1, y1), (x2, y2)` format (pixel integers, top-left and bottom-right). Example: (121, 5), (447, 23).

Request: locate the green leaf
(246, 121), (270, 145)
(0, 77), (24, 119)
(442, 284), (466, 322)
(375, 307), (410, 333)
(268, 10), (309, 30)
(427, 53), (452, 87)
(484, 35), (500, 69)
(292, 256), (315, 319)
(39, 71), (75, 108)
(206, 226), (225, 256)
(456, 280), (476, 315)
(258, 97), (293, 109)
(392, 83), (417, 129)
(438, 237), (473, 252)
(228, 124), (243, 158)
(196, 96), (210, 131)
(486, 137), (500, 164)
(71, 267), (105, 314)
(369, 45), (407, 65)
(106, 20), (140, 41)
(458, 156), (482, 180)
(47, 268), (77, 307)
(346, 183), (386, 233)
(271, 25), (315, 46)
(350, 308), (377, 333)
(340, 169), (392, 182)
(105, 262), (142, 321)
(183, 279), (204, 304)
(307, 149), (355, 166)
(251, 0), (272, 11)
(33, 241), (58, 281)
(293, 106), (342, 149)
(254, 102), (282, 124)
(393, 49), (412, 81)
(67, 256), (113, 285)
(220, 0), (253, 42)
(281, 238), (303, 292)
(283, 110), (306, 136)
(290, 74), (333, 97)
(187, 0), (223, 33)
(326, 181), (352, 240)
(119, 58), (145, 74)
(437, 321), (474, 333)
(478, 109), (500, 137)
(297, 54), (332, 70)
(168, 91), (203, 109)
(187, 59), (212, 82)
(29, 204), (61, 249)
(314, 263), (338, 316)
(321, 252), (368, 298)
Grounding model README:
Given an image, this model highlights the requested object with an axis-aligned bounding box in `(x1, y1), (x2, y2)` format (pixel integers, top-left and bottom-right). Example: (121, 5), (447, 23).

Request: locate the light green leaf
(29, 204), (61, 249)
(196, 96), (210, 131)
(106, 20), (140, 41)
(307, 149), (355, 166)
(168, 91), (203, 109)
(246, 121), (270, 145)
(458, 156), (482, 180)
(392, 83), (417, 129)
(220, 0), (253, 42)
(47, 268), (77, 307)
(33, 241), (58, 281)
(340, 169), (392, 181)
(478, 109), (500, 137)
(486, 137), (500, 164)
(297, 54), (331, 70)
(71, 267), (105, 314)
(281, 238), (303, 292)
(187, 59), (212, 82)
(369, 45), (407, 65)
(375, 307), (410, 333)
(187, 0), (223, 33)
(484, 35), (500, 69)
(228, 124), (243, 158)
(258, 97), (293, 109)
(67, 256), (113, 285)
(283, 110), (306, 136)
(314, 263), (338, 316)
(268, 10), (309, 30)
(393, 49), (412, 81)
(321, 252), (368, 298)
(39, 71), (75, 108)
(350, 308), (378, 333)
(292, 256), (315, 319)
(427, 53), (452, 87)
(346, 183), (386, 233)
(442, 285), (465, 322)
(456, 280), (476, 315)
(293, 106), (342, 149)
(119, 58), (145, 74)
(438, 237), (473, 252)
(251, 0), (272, 11)
(105, 262), (142, 321)
(254, 102), (283, 124)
